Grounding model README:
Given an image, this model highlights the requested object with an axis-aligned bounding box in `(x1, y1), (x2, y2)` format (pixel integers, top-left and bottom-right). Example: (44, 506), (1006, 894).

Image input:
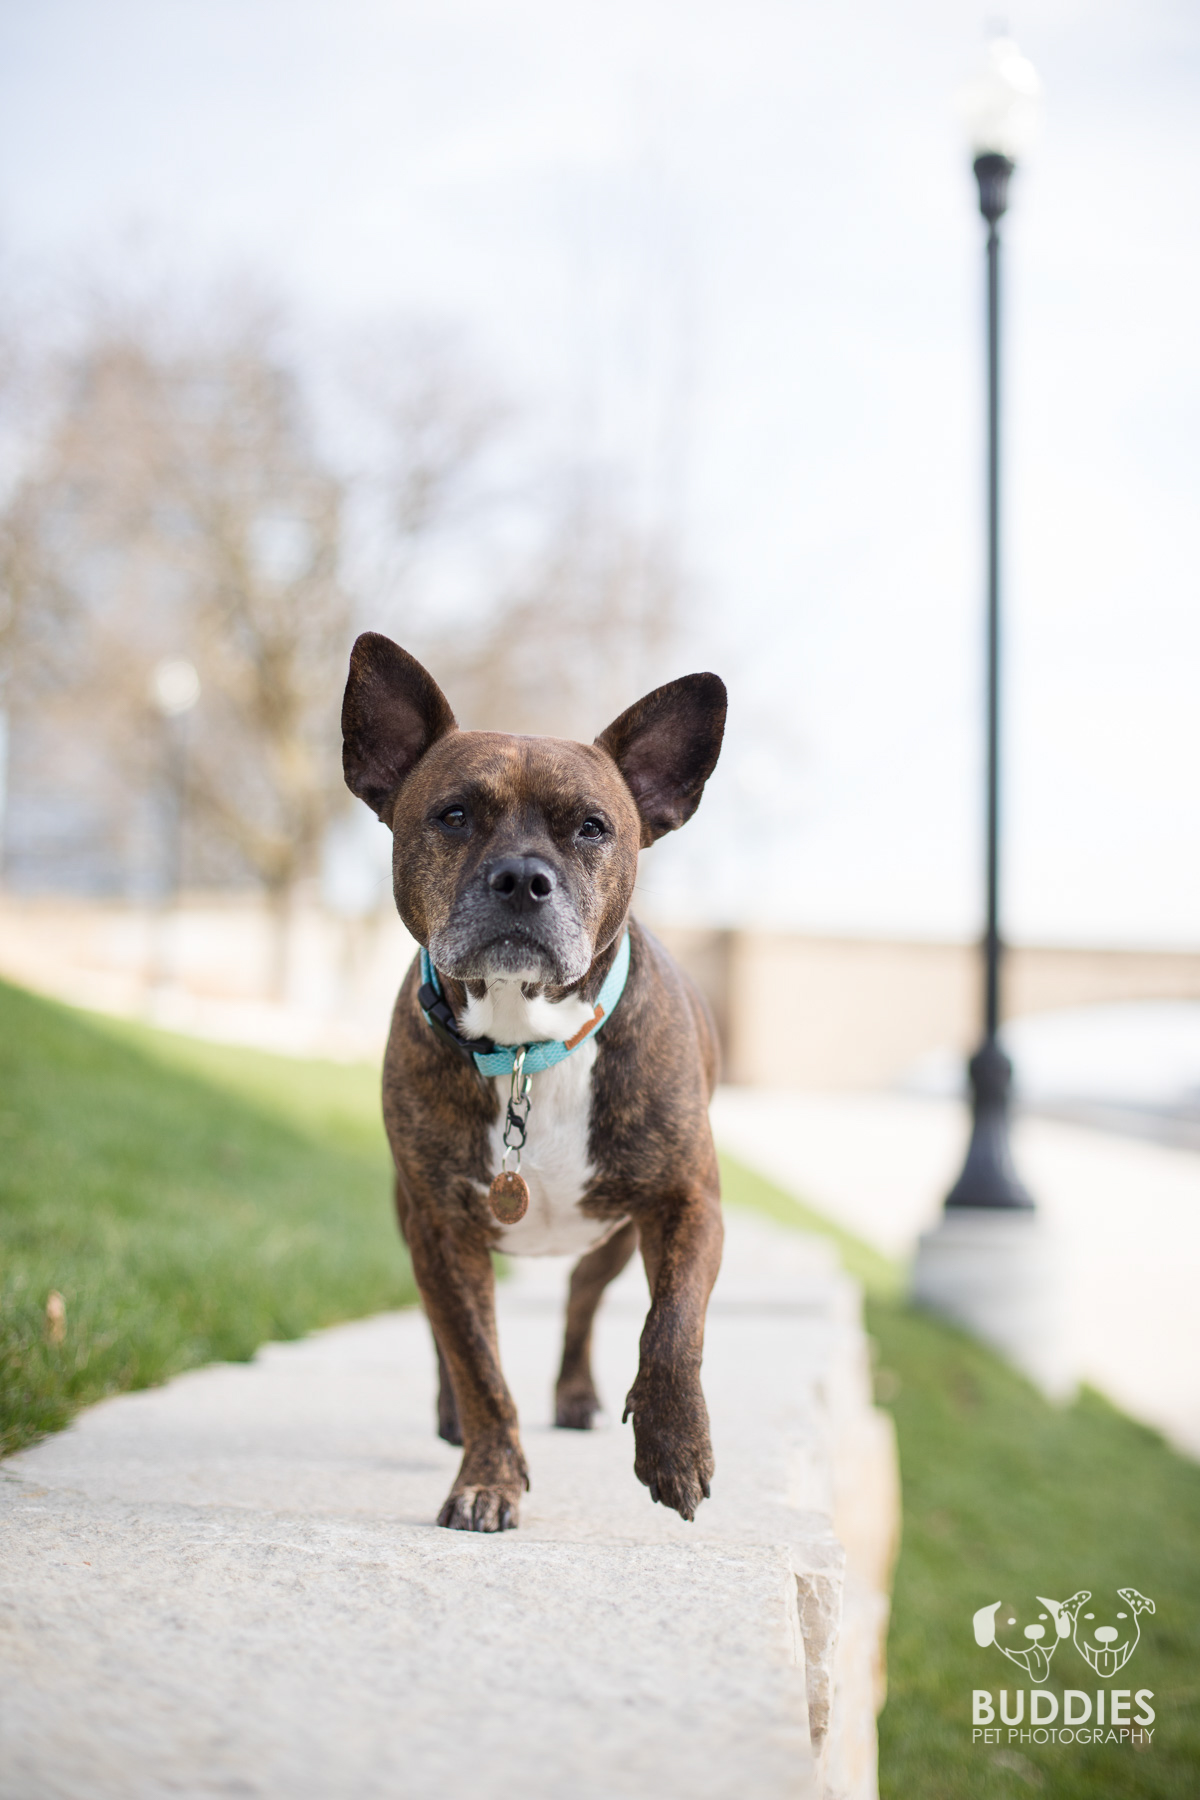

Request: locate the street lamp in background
(147, 657), (201, 997)
(948, 36), (1040, 1214)
(911, 37), (1071, 1397)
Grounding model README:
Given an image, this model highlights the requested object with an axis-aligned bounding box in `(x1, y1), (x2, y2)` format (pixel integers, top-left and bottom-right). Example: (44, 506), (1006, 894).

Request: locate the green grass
(0, 979), (414, 1457)
(721, 1154), (1200, 1799)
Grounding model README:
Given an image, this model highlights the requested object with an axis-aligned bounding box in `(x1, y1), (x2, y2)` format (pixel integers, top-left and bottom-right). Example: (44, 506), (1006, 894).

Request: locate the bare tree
(423, 482), (683, 740)
(0, 312), (79, 700)
(1, 283), (688, 980)
(338, 325), (685, 739)
(0, 305), (353, 987)
(346, 319), (509, 541)
(165, 330), (352, 984)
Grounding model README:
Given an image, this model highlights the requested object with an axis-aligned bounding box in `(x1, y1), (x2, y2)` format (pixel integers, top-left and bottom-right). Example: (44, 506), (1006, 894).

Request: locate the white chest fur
(459, 976), (625, 1259)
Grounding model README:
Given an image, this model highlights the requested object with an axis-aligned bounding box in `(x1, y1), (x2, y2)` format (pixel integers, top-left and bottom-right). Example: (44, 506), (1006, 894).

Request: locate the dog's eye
(578, 817), (606, 841)
(438, 806), (468, 830)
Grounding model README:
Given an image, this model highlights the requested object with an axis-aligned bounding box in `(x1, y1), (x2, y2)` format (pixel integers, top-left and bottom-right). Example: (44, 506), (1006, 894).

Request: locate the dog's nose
(1023, 1624), (1045, 1642)
(486, 855), (557, 912)
(1094, 1626), (1119, 1644)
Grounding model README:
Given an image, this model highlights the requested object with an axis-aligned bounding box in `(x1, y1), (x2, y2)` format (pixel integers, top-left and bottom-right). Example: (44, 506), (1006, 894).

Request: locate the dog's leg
(407, 1217), (528, 1532)
(399, 1181), (465, 1449)
(432, 1329), (463, 1445)
(624, 1188), (722, 1522)
(555, 1220), (639, 1429)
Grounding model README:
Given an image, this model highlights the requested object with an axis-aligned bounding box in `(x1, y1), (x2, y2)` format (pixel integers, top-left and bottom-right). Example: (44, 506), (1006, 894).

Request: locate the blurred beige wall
(653, 927), (1200, 1087)
(0, 893), (416, 1061)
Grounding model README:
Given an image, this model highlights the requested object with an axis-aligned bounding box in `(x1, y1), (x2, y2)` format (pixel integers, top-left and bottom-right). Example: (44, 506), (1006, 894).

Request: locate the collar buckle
(416, 981), (496, 1063)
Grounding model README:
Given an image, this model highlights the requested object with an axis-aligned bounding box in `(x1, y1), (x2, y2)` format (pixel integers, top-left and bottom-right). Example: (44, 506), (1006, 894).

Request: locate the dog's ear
(973, 1602), (1002, 1648)
(1060, 1590), (1091, 1625)
(596, 673), (727, 847)
(1118, 1588), (1155, 1616)
(1037, 1596), (1072, 1639)
(342, 633), (457, 825)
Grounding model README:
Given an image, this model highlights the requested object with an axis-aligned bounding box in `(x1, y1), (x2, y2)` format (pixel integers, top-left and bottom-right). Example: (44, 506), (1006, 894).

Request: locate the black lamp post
(945, 38), (1042, 1213)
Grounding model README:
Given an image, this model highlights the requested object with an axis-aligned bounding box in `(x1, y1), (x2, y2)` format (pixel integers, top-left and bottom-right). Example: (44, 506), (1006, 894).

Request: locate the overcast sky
(1, 0), (1197, 946)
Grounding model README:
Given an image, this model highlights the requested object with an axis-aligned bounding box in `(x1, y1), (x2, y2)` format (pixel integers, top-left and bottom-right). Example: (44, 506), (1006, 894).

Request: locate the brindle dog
(341, 632), (727, 1532)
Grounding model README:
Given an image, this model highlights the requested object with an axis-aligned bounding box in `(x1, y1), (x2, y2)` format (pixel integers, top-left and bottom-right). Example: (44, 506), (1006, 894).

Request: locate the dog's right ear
(1060, 1590), (1091, 1625)
(342, 633), (457, 825)
(973, 1602), (1001, 1648)
(596, 672), (727, 847)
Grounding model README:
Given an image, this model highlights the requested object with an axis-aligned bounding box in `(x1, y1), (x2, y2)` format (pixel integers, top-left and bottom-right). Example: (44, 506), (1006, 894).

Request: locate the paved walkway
(0, 1214), (896, 1800)
(711, 1088), (1200, 1458)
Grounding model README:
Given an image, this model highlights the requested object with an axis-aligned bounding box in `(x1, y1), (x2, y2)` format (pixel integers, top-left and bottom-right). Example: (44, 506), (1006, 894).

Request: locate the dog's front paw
(623, 1376), (714, 1522)
(555, 1377), (601, 1430)
(437, 1485), (520, 1532)
(437, 1439), (528, 1533)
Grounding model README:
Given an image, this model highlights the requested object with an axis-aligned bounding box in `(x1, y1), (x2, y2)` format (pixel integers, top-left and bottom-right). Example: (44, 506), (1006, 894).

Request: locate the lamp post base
(945, 1037), (1033, 1209)
(914, 1036), (1069, 1394)
(911, 1208), (1073, 1400)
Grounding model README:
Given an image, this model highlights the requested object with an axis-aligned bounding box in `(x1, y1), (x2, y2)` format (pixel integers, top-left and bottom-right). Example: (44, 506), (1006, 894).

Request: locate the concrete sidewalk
(712, 1088), (1200, 1458)
(0, 1213), (897, 1800)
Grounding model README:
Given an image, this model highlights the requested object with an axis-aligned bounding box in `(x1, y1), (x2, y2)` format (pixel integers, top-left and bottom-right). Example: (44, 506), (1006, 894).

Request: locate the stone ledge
(0, 1212), (898, 1800)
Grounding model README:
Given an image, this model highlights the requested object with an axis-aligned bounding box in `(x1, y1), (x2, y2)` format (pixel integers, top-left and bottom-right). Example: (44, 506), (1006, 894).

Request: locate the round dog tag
(488, 1169), (529, 1225)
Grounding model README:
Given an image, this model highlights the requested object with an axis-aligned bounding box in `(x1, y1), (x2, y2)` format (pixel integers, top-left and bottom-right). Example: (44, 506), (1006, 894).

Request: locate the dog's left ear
(973, 1602), (1001, 1648)
(596, 673), (727, 847)
(342, 632), (457, 825)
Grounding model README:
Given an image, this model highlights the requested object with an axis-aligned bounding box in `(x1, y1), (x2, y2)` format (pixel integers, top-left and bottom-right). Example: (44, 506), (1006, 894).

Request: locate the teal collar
(418, 931), (631, 1077)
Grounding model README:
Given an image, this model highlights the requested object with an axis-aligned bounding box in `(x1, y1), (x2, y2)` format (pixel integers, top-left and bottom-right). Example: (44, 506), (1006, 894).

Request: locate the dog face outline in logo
(1061, 1588), (1155, 1678)
(973, 1597), (1072, 1684)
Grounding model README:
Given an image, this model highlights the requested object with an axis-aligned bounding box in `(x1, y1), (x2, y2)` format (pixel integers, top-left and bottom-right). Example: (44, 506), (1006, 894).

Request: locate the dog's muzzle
(429, 856), (593, 985)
